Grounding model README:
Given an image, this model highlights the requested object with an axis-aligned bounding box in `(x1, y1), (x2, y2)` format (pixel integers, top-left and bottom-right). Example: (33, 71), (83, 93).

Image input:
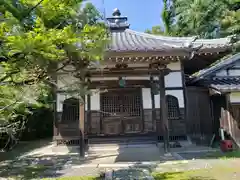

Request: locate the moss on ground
(207, 150), (240, 159)
(152, 166), (240, 180)
(42, 177), (99, 180)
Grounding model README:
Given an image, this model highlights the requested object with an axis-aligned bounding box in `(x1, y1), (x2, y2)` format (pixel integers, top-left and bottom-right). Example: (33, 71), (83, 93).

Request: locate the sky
(89, 0), (163, 32)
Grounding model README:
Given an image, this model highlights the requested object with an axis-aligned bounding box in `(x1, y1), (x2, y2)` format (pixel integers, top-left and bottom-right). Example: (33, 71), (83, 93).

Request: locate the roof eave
(190, 52), (240, 83)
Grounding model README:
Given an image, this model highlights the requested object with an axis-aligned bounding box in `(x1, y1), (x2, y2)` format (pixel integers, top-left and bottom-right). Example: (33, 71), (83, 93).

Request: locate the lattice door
(101, 89), (142, 135)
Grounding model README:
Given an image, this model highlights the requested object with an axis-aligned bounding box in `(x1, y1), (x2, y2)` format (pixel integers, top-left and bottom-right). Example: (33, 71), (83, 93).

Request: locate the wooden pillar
(150, 76), (156, 131)
(53, 101), (58, 138)
(87, 94), (91, 133)
(159, 70), (170, 153)
(79, 98), (85, 157)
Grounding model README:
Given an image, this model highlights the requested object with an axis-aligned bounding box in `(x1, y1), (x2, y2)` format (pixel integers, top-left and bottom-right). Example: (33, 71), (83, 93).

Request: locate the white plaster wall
(153, 72), (182, 88)
(167, 62), (181, 71)
(90, 76), (151, 81)
(154, 94), (160, 108)
(142, 88), (152, 109)
(154, 89), (184, 108)
(57, 93), (66, 112)
(165, 72), (182, 87)
(126, 76), (150, 80)
(230, 92), (240, 103)
(90, 77), (118, 81)
(90, 90), (100, 110)
(56, 93), (88, 112)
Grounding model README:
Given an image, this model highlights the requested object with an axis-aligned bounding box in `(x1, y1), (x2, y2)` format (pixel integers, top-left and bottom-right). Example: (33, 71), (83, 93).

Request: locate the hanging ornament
(119, 77), (126, 88)
(151, 82), (160, 95)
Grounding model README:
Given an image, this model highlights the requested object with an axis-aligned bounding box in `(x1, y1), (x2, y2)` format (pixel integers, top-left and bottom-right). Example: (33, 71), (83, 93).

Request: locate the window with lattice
(100, 91), (141, 117)
(166, 95), (180, 120)
(101, 94), (121, 117)
(61, 98), (79, 123)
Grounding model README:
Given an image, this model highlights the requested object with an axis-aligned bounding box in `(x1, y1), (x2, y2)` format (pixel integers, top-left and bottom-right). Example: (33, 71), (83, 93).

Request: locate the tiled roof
(107, 29), (233, 53)
(188, 53), (240, 92)
(191, 53), (240, 82)
(105, 9), (235, 54)
(207, 76), (240, 91)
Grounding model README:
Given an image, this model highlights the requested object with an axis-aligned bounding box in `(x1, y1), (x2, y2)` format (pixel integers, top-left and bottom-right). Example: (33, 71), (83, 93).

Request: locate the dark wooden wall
(186, 87), (213, 144)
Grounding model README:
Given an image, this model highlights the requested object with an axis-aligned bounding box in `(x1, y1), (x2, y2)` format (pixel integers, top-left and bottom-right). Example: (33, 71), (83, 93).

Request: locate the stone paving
(0, 141), (234, 179)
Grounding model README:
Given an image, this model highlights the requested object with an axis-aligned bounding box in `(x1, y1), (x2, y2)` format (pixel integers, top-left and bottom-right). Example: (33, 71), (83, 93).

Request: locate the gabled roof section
(106, 9), (235, 54)
(191, 53), (240, 82)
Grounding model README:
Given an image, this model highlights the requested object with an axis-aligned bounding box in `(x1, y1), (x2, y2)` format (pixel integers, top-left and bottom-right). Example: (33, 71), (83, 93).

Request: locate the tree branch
(1, 60), (71, 85)
(24, 0), (45, 19)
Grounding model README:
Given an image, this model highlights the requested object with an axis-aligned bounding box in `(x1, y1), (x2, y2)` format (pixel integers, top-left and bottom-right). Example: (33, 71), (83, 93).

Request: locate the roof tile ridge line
(195, 35), (234, 41)
(195, 37), (232, 45)
(125, 29), (194, 41)
(126, 29), (232, 44)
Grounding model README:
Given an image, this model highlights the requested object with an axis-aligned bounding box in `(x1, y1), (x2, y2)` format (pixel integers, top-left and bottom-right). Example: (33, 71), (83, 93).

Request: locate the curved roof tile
(106, 9), (235, 54)
(106, 29), (233, 53)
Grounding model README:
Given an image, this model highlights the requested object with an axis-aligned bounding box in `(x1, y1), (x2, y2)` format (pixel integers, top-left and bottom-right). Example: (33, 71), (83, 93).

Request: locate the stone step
(88, 136), (157, 145)
(88, 143), (158, 151)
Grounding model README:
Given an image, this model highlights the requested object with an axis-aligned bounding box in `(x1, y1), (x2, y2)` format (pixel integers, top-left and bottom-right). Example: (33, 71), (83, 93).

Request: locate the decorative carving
(115, 63), (128, 69)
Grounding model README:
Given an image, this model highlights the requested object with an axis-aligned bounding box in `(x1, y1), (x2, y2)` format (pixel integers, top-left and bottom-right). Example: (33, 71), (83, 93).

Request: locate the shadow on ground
(0, 153), (82, 179)
(0, 138), (52, 162)
(103, 164), (217, 180)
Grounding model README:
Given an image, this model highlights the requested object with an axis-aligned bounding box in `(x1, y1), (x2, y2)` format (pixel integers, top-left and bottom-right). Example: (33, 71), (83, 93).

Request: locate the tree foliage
(146, 0), (240, 38)
(0, 0), (108, 149)
(0, 0), (108, 119)
(145, 0), (175, 35)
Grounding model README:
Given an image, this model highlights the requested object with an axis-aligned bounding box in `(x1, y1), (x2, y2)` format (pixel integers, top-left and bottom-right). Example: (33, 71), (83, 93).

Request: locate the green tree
(220, 0), (240, 36)
(145, 25), (164, 35)
(146, 0), (240, 38)
(0, 0), (108, 149)
(145, 0), (175, 35)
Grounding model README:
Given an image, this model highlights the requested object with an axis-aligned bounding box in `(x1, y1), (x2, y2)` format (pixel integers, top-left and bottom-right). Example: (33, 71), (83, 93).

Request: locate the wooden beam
(89, 80), (151, 89)
(89, 68), (164, 77)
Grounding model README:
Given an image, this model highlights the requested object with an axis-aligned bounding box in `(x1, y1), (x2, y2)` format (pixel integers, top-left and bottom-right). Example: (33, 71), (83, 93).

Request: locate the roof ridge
(125, 29), (195, 42)
(125, 29), (233, 44)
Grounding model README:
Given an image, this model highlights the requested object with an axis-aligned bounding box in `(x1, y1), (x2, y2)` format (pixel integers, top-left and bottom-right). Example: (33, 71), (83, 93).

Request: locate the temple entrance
(100, 88), (143, 135)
